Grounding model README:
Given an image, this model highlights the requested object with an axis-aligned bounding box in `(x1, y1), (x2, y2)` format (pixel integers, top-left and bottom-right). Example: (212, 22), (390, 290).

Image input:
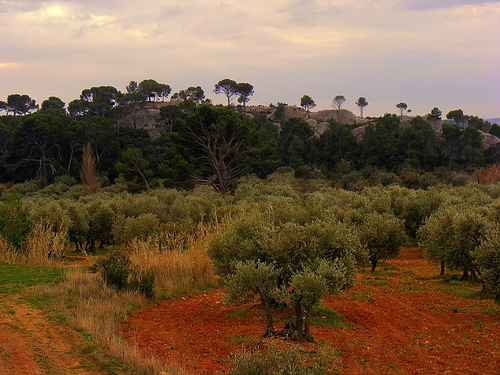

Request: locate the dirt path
(121, 247), (500, 374)
(0, 294), (103, 375)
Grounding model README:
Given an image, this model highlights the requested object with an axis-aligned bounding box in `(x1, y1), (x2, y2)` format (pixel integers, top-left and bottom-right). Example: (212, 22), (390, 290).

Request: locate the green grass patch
(226, 308), (250, 319)
(310, 305), (349, 329)
(226, 334), (256, 344)
(362, 276), (390, 287)
(453, 288), (489, 299)
(0, 263), (65, 295)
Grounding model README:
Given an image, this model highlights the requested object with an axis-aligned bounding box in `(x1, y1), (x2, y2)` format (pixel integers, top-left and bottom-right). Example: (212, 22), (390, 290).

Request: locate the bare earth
(121, 248), (500, 374)
(0, 295), (102, 375)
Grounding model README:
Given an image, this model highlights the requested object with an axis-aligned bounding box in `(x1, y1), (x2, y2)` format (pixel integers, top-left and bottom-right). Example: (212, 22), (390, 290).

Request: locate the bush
(130, 269), (156, 299)
(91, 252), (132, 290)
(0, 190), (32, 250)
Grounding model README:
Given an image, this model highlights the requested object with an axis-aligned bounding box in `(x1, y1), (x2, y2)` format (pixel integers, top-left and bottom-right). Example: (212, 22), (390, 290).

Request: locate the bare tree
(80, 142), (101, 195)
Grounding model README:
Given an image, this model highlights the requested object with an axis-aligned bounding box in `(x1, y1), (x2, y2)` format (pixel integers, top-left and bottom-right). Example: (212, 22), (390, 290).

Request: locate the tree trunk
(440, 261), (445, 276)
(303, 306), (315, 342)
(460, 270), (469, 281)
(257, 286), (275, 341)
(294, 299), (303, 340)
(370, 255), (378, 272)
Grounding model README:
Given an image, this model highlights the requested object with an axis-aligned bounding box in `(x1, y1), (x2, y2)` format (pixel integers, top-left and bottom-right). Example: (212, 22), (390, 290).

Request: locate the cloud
(399, 0), (500, 11)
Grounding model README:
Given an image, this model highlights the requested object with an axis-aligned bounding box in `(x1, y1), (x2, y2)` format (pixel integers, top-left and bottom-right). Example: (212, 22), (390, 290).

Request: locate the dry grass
(0, 224), (67, 266)
(474, 164), (500, 184)
(128, 225), (219, 297)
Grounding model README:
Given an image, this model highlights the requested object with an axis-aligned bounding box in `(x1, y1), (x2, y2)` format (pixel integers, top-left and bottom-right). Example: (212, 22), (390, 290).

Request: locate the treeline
(1, 80), (499, 193)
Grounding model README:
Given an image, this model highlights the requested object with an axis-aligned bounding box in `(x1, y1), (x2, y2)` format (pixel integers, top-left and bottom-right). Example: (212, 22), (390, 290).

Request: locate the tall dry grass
(127, 223), (221, 297)
(0, 223), (67, 265)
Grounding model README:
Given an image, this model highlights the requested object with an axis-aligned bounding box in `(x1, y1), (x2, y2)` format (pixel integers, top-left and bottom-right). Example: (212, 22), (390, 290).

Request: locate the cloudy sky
(1, 0), (499, 118)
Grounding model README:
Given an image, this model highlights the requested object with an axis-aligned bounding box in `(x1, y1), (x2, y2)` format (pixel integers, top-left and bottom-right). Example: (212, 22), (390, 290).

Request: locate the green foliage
(91, 252), (132, 290)
(419, 204), (491, 278)
(129, 268), (156, 299)
(225, 260), (281, 307)
(358, 212), (406, 271)
(112, 213), (160, 244)
(0, 190), (33, 249)
(474, 228), (500, 303)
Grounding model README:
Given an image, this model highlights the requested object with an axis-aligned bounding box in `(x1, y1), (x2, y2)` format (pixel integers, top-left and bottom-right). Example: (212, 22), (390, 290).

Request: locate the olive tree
(473, 226), (500, 303)
(225, 260), (282, 340)
(210, 214), (365, 341)
(419, 205), (490, 280)
(358, 212), (406, 271)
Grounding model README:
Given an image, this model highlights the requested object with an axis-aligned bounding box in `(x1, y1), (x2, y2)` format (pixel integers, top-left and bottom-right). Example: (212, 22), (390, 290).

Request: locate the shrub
(0, 190), (32, 250)
(130, 269), (156, 299)
(91, 252), (132, 290)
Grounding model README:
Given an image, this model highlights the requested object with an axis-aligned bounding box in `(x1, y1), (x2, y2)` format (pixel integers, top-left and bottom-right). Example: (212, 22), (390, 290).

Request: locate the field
(119, 246), (499, 374)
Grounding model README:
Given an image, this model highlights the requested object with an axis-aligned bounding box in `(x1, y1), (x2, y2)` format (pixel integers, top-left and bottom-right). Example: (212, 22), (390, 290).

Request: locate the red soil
(121, 248), (500, 374)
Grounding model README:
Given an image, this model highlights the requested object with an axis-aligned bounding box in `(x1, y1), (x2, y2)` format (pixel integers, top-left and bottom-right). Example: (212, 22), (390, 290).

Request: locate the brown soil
(121, 248), (500, 374)
(0, 294), (103, 375)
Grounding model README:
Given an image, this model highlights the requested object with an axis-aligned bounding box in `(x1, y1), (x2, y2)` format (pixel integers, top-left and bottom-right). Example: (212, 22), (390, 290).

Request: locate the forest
(0, 79), (499, 374)
(1, 79), (499, 195)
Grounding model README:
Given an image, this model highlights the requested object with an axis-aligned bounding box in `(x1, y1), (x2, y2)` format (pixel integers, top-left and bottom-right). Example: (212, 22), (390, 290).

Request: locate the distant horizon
(1, 1), (499, 118)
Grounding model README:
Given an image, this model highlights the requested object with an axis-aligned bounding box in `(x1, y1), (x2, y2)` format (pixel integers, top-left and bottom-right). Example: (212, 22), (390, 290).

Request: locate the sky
(0, 0), (499, 118)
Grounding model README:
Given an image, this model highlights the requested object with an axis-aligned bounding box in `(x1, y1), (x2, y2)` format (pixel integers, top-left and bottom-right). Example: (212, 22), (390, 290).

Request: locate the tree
(159, 105), (183, 132)
(120, 91), (147, 129)
(441, 122), (462, 167)
(359, 212), (406, 271)
(318, 119), (358, 168)
(278, 117), (314, 171)
(462, 125), (484, 167)
(225, 260), (281, 340)
(176, 105), (256, 194)
(209, 215), (364, 342)
(399, 116), (438, 169)
(300, 95), (316, 119)
(80, 142), (101, 195)
(446, 109), (465, 126)
(13, 112), (69, 185)
(428, 107), (442, 120)
(126, 80), (139, 94)
(80, 86), (119, 116)
(40, 96), (66, 115)
(115, 148), (153, 192)
(138, 79), (160, 102)
(355, 97), (368, 118)
(396, 102), (409, 120)
(236, 83), (254, 111)
(473, 226), (500, 303)
(0, 189), (32, 250)
(4, 94), (38, 116)
(173, 86), (205, 103)
(332, 95), (346, 122)
(214, 79), (238, 107)
(419, 205), (489, 280)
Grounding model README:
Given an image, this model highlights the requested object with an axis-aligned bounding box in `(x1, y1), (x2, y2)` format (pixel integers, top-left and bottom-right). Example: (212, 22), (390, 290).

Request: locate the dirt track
(0, 295), (102, 375)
